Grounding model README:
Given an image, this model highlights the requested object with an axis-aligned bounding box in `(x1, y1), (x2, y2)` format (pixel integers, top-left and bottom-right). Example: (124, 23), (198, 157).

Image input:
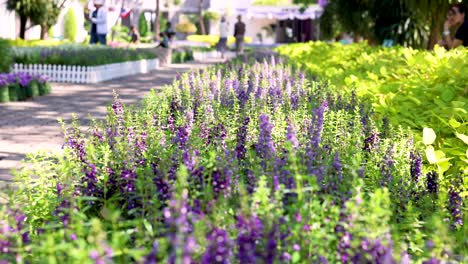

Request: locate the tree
(294, 0), (460, 49)
(139, 12), (149, 37)
(40, 0), (68, 39)
(154, 0), (160, 41)
(64, 8), (77, 42)
(197, 0), (206, 35)
(6, 0), (48, 39)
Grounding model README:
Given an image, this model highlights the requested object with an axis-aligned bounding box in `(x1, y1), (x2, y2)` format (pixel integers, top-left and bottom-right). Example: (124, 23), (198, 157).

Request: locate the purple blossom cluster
(201, 228), (233, 264)
(0, 72), (47, 87)
(5, 57), (463, 262)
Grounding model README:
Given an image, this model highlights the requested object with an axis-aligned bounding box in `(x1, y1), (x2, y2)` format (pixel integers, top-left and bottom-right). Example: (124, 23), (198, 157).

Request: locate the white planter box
(192, 51), (236, 61)
(11, 58), (160, 84)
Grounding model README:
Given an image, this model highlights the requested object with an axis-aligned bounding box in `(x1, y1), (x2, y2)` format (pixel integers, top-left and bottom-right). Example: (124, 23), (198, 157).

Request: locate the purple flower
(364, 132), (380, 152)
(311, 101), (328, 148)
(143, 241), (159, 264)
(236, 215), (263, 263)
(65, 135), (87, 163)
(164, 189), (195, 264)
(201, 228), (233, 264)
(92, 130), (104, 143)
(79, 163), (100, 199)
(121, 169), (137, 209)
(409, 152), (422, 183)
(422, 257), (441, 264)
(256, 114), (276, 161)
(236, 117), (250, 162)
(380, 146), (394, 186)
(426, 171), (438, 194)
(56, 182), (63, 196)
(286, 120), (299, 149)
(448, 187), (463, 227)
(89, 250), (105, 264)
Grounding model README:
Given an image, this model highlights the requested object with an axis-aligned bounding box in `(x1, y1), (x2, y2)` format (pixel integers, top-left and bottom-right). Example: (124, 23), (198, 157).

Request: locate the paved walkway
(0, 59), (222, 185)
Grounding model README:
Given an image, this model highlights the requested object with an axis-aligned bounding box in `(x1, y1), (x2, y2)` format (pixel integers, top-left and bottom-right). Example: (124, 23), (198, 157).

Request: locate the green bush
(175, 22), (197, 34)
(26, 80), (39, 97)
(38, 82), (51, 95)
(8, 84), (18, 101)
(276, 42), (468, 174)
(0, 38), (12, 73)
(64, 8), (78, 42)
(171, 49), (193, 63)
(12, 46), (157, 66)
(203, 11), (220, 22)
(16, 84), (26, 101)
(0, 85), (8, 102)
(138, 13), (148, 37)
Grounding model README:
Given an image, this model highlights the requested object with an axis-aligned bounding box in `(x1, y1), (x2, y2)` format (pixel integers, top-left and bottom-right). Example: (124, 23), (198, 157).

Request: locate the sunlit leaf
(425, 146), (437, 163)
(455, 133), (468, 145)
(423, 127), (436, 145)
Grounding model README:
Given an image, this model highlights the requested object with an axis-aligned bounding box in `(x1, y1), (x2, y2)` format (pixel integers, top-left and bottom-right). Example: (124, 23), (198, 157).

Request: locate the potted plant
(175, 22), (197, 40)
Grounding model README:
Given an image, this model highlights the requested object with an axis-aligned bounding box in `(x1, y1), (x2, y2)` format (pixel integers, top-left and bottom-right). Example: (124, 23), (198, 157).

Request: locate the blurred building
(0, 0), (323, 43)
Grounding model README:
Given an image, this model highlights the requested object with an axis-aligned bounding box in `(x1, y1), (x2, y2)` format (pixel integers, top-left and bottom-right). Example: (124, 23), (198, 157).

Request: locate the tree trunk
(198, 0), (206, 35)
(19, 15), (27, 39)
(40, 24), (49, 40)
(427, 15), (443, 50)
(154, 0), (160, 41)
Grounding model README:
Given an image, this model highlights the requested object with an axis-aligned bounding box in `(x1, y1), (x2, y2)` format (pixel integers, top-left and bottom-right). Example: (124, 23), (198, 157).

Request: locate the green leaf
(448, 118), (461, 128)
(455, 133), (468, 145)
(441, 89), (455, 102)
(292, 251), (301, 263)
(143, 219), (154, 236)
(423, 127), (436, 145)
(425, 146), (437, 163)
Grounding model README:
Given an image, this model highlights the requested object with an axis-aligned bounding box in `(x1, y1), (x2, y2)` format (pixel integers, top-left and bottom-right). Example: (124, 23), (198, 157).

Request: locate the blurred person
(129, 25), (140, 44)
(441, 3), (468, 49)
(89, 0), (108, 45)
(234, 15), (246, 55)
(217, 16), (229, 59)
(164, 22), (176, 39)
(157, 33), (170, 48)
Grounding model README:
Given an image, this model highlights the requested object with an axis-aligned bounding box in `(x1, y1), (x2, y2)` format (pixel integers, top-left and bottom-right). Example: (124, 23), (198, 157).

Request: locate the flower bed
(276, 42), (468, 176)
(0, 73), (50, 103)
(12, 45), (157, 66)
(10, 45), (160, 83)
(0, 57), (464, 262)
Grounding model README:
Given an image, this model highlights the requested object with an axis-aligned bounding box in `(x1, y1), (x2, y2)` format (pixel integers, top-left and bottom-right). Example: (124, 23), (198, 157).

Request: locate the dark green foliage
(38, 82), (51, 95)
(138, 12), (148, 37)
(6, 0), (48, 38)
(0, 38), (12, 73)
(0, 86), (9, 102)
(8, 84), (18, 101)
(171, 48), (193, 63)
(26, 80), (39, 97)
(12, 46), (157, 66)
(296, 0), (455, 48)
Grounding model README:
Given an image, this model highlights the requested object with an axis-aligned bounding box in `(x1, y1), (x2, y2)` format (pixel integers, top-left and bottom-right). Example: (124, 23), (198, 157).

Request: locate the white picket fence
(192, 51), (236, 61)
(12, 59), (159, 84)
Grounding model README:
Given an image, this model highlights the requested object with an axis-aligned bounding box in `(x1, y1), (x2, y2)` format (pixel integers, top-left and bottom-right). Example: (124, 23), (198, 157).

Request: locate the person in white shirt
(89, 0), (108, 45)
(217, 16), (229, 58)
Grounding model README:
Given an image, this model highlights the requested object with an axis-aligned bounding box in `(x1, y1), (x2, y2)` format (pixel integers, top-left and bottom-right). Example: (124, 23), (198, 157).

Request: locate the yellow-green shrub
(187, 34), (253, 46)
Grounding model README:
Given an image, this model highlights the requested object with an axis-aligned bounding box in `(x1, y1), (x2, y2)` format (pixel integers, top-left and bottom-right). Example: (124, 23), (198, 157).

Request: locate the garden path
(0, 59), (223, 190)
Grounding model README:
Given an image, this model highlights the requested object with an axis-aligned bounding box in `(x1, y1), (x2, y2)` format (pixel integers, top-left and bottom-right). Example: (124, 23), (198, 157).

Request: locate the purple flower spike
(257, 114), (276, 161)
(201, 228), (232, 264)
(286, 120), (299, 149)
